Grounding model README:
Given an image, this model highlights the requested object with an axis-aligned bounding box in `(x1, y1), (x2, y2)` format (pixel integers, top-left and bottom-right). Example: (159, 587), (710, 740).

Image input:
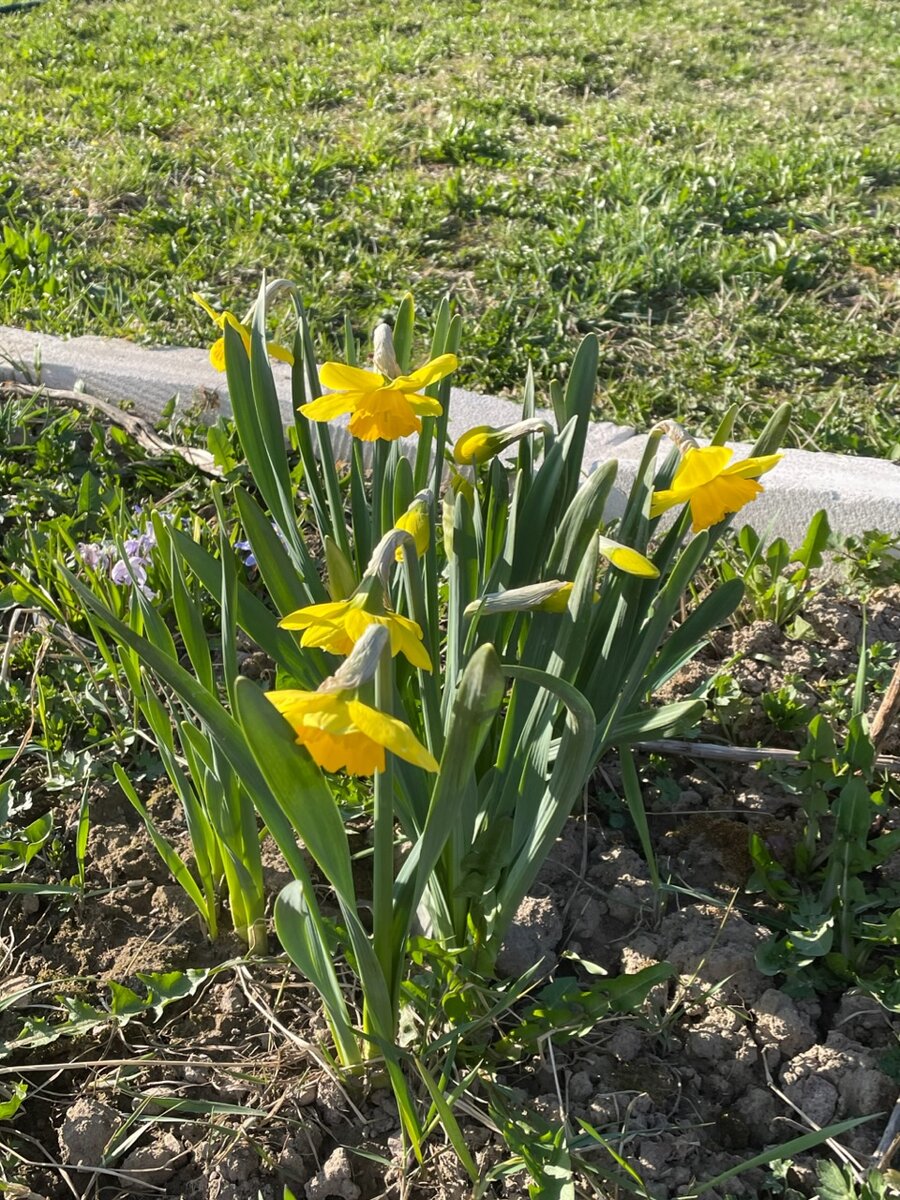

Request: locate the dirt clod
(121, 1132), (185, 1187)
(495, 895), (562, 977)
(305, 1147), (360, 1200)
(58, 1096), (121, 1166)
(753, 988), (817, 1061)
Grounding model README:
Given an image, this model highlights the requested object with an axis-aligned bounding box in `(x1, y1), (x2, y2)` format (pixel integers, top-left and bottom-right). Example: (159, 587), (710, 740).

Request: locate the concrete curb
(2, 323), (898, 543)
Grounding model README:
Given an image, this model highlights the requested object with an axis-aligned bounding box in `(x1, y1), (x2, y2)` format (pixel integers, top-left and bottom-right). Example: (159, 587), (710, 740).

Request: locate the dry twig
(0, 380), (223, 477)
(635, 738), (900, 773)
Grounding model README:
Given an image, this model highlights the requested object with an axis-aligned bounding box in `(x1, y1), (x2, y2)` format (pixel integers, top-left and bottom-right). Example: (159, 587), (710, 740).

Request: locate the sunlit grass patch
(2, 0), (898, 455)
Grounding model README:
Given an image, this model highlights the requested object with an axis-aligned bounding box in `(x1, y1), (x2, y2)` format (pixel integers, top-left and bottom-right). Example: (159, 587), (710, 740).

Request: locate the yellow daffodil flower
(650, 445), (783, 533)
(279, 597), (432, 670)
(394, 494), (431, 562)
(267, 690), (439, 776)
(300, 355), (458, 442)
(192, 293), (294, 372)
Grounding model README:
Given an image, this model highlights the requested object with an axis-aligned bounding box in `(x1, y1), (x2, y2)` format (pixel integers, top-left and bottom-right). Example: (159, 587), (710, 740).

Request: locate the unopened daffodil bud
(596, 536), (659, 578)
(447, 466), (474, 505)
(394, 490), (432, 562)
(442, 496), (455, 557)
(453, 418), (554, 466)
(372, 320), (402, 380)
(464, 580), (579, 617)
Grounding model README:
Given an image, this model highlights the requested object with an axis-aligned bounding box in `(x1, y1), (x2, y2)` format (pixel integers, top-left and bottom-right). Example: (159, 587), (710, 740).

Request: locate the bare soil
(2, 584), (898, 1199)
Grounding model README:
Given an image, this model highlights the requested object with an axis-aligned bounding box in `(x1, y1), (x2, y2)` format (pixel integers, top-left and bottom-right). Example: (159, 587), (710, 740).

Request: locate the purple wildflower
(77, 541), (112, 571)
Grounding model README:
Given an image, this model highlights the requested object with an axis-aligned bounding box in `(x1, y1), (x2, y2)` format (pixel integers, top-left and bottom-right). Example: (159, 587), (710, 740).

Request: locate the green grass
(2, 0), (899, 456)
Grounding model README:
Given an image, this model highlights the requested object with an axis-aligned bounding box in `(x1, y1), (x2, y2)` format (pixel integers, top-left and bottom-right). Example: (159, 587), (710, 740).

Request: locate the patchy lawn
(2, 0), (899, 456)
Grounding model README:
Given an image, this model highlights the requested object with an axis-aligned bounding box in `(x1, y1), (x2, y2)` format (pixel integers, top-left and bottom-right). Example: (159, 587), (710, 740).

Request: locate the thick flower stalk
(192, 293), (294, 372)
(266, 626), (438, 776)
(650, 444), (783, 532)
(300, 323), (458, 442)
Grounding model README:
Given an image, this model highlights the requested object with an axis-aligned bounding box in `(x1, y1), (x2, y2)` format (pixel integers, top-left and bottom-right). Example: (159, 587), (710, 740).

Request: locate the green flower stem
(372, 439), (388, 547)
(373, 649), (397, 1017)
(401, 553), (444, 758)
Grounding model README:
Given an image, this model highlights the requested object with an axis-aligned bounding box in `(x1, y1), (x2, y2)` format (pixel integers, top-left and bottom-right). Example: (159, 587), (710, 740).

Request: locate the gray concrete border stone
(2, 323), (897, 543)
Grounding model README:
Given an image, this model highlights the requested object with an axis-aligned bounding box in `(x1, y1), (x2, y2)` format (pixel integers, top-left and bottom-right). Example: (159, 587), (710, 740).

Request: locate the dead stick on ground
(875, 1098), (900, 1170)
(635, 738), (900, 774)
(1, 380), (223, 478)
(870, 655), (900, 757)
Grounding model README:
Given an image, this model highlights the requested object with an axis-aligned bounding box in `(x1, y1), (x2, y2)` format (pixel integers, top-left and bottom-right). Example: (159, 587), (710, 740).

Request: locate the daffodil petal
(406, 394), (444, 417)
(346, 700), (439, 772)
(721, 453), (783, 480)
(690, 476), (763, 532)
(671, 445), (734, 491)
(319, 362), (385, 393)
(388, 616), (433, 671)
(649, 487), (688, 518)
(300, 625), (355, 654)
(192, 292), (225, 328)
(267, 341), (295, 365)
(394, 354), (459, 392)
(300, 393), (359, 422)
(279, 600), (354, 630)
(266, 688), (323, 718)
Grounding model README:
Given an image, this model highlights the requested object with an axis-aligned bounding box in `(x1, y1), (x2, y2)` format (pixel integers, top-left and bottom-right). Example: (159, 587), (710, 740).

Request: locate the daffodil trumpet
(650, 443), (783, 533)
(453, 418), (555, 466)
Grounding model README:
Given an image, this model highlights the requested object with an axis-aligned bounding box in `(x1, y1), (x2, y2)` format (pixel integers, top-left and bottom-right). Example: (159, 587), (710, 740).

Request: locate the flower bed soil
(2, 586), (898, 1199)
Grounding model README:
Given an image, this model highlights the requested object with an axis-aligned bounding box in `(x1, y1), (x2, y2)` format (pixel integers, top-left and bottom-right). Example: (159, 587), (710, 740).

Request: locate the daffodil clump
(73, 278), (789, 1153)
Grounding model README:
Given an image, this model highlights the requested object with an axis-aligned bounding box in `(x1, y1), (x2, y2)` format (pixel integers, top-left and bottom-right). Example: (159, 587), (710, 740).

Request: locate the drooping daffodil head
(269, 690), (439, 775)
(192, 292), (294, 372)
(266, 626), (438, 776)
(650, 444), (783, 533)
(279, 592), (432, 671)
